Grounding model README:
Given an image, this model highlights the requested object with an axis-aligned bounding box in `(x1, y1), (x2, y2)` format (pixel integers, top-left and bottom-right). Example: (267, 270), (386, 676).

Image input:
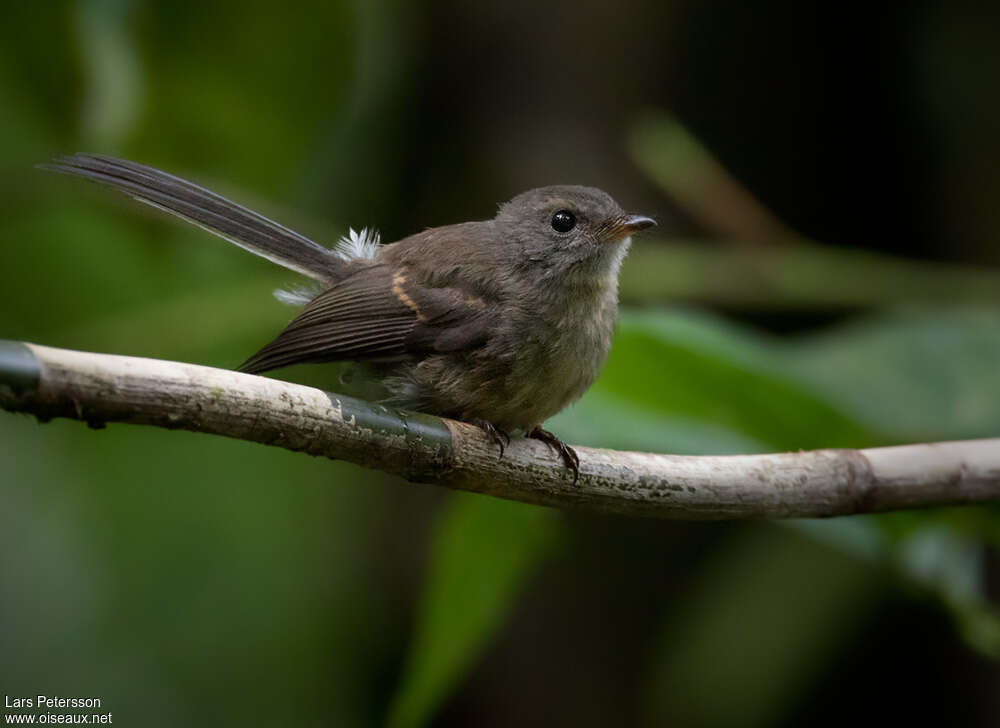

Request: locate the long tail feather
(41, 154), (341, 281)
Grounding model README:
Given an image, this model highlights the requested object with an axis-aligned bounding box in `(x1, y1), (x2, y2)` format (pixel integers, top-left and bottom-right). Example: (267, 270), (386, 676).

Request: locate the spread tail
(41, 154), (342, 281)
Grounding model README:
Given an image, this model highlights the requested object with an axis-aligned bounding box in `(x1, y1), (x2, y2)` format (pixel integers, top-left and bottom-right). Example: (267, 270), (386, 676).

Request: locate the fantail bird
(42, 154), (656, 480)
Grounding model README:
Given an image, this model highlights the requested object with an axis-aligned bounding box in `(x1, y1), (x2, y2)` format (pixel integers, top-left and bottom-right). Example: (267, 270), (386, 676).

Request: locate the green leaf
(584, 308), (878, 451)
(561, 306), (1000, 665)
(75, 0), (142, 149)
(386, 494), (562, 728)
(550, 389), (768, 455)
(790, 307), (1000, 440)
(556, 306), (1000, 457)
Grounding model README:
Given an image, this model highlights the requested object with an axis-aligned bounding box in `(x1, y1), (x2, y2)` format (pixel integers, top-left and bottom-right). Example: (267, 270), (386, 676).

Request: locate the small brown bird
(43, 154), (655, 479)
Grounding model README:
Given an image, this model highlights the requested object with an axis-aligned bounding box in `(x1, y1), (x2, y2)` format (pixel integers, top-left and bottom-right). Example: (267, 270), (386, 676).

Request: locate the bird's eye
(551, 210), (576, 233)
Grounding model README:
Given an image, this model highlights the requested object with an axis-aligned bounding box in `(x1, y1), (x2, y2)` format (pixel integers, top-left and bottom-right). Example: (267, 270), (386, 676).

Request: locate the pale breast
(464, 267), (620, 430)
(521, 285), (618, 422)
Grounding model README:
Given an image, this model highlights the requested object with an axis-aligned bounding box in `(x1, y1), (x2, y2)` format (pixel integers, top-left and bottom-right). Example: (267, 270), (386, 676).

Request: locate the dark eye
(551, 210), (576, 233)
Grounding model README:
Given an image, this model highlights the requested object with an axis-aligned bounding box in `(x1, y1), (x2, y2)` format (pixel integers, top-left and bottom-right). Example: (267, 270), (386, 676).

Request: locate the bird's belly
(515, 330), (606, 422)
(407, 300), (616, 431)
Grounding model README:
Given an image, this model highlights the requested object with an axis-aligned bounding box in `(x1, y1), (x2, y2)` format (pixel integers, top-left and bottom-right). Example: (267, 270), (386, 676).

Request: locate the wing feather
(239, 266), (415, 372)
(238, 262), (495, 374)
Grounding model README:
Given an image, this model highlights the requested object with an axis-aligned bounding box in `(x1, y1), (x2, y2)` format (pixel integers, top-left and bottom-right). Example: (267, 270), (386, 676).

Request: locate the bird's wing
(238, 263), (492, 373)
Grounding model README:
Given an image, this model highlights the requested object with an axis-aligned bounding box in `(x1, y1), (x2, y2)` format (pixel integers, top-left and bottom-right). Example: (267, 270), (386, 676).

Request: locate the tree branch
(2, 340), (998, 519)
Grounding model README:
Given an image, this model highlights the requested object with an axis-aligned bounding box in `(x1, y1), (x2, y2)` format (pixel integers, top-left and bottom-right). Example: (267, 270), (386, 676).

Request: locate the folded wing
(238, 264), (492, 373)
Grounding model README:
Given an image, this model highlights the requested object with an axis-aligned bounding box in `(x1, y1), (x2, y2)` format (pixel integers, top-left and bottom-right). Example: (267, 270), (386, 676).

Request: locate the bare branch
(2, 340), (998, 519)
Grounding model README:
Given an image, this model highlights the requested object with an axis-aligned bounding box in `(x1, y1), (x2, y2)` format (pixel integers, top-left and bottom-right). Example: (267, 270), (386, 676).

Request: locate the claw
(527, 426), (580, 484)
(472, 419), (511, 459)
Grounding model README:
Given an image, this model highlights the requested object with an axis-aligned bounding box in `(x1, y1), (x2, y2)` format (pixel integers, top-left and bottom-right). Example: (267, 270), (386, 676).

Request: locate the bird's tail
(40, 154), (342, 282)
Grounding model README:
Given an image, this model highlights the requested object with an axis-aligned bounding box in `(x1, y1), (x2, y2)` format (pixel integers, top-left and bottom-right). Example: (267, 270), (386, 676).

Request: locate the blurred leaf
(1, 204), (170, 337)
(0, 413), (393, 725)
(629, 111), (792, 243)
(134, 0), (359, 193)
(642, 525), (883, 728)
(76, 0), (142, 149)
(51, 275), (293, 364)
(0, 3), (78, 158)
(627, 112), (1000, 310)
(563, 306), (1000, 667)
(790, 515), (1000, 658)
(619, 239), (1000, 310)
(550, 389), (768, 455)
(791, 308), (1000, 440)
(588, 308), (877, 452)
(386, 494), (562, 728)
(894, 526), (1000, 658)
(897, 526), (982, 603)
(558, 307), (1000, 458)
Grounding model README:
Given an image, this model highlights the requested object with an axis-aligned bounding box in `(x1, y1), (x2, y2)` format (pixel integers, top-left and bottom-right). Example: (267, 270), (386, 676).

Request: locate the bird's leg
(471, 419), (511, 459)
(527, 426), (580, 484)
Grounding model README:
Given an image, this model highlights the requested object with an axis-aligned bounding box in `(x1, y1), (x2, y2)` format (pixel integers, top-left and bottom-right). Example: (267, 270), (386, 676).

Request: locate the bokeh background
(3, 1), (1000, 725)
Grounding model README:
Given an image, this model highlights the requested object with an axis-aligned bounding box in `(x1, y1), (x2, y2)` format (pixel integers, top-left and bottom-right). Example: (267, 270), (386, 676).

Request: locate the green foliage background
(2, 1), (1000, 726)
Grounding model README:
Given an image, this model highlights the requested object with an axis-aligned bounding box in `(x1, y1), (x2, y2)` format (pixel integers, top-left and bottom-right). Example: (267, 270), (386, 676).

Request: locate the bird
(42, 154), (656, 481)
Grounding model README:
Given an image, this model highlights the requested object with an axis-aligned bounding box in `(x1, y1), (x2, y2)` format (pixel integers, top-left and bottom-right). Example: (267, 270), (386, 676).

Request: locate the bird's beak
(623, 214), (656, 233)
(603, 214), (657, 241)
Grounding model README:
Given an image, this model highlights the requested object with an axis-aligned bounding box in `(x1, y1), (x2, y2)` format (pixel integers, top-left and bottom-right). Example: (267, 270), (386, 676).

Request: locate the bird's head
(494, 185), (655, 274)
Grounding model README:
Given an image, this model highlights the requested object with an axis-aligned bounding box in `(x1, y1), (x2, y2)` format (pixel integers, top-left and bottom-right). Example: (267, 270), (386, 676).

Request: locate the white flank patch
(273, 227), (379, 305)
(274, 284), (320, 306)
(334, 227), (380, 261)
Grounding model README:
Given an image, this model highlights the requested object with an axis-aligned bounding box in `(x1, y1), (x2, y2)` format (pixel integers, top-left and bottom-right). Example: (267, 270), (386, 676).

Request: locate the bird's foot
(527, 426), (580, 484)
(471, 419), (511, 459)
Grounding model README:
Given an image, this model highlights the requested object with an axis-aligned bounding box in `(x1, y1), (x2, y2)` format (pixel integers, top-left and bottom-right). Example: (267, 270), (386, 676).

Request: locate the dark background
(2, 1), (1000, 726)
